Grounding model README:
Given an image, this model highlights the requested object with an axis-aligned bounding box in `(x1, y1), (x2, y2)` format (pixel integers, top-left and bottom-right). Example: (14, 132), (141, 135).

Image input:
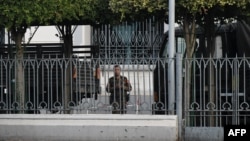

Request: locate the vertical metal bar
(168, 0), (176, 114)
(215, 59), (218, 126)
(225, 58), (229, 124)
(243, 57), (247, 124)
(6, 58), (8, 113)
(176, 53), (183, 141)
(0, 57), (3, 111)
(27, 57), (31, 107)
(108, 24), (110, 59)
(163, 60), (167, 113)
(217, 60), (223, 126)
(9, 58), (13, 113)
(32, 58), (36, 113)
(36, 58), (39, 113)
(56, 56), (59, 104)
(199, 59), (202, 126)
(42, 56), (45, 105)
(219, 59), (222, 126)
(192, 57), (196, 126)
(132, 62), (138, 114)
(232, 58), (236, 124)
(203, 58), (206, 126)
(29, 58), (33, 113)
(184, 57), (188, 126)
(148, 59), (152, 111)
(235, 58), (238, 124)
(209, 57), (212, 126)
(61, 59), (64, 112)
(49, 56), (52, 111)
(14, 56), (17, 111)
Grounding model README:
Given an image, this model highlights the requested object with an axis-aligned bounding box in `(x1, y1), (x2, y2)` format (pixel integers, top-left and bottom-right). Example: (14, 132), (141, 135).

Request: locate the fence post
(176, 53), (183, 141)
(168, 0), (176, 115)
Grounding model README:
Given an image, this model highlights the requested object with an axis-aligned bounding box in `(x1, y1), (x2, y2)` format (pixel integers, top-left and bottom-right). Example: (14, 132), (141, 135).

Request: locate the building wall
(25, 26), (61, 43)
(23, 25), (91, 45)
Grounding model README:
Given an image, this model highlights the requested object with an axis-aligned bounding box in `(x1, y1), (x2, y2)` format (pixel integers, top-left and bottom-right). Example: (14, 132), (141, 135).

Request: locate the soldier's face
(114, 67), (121, 77)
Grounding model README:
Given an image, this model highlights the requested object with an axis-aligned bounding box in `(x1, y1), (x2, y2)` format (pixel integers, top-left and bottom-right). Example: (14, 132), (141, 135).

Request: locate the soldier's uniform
(106, 76), (132, 114)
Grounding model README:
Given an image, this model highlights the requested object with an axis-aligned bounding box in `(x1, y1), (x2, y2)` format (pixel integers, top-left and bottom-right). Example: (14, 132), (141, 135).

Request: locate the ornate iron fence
(0, 56), (167, 115)
(184, 57), (250, 126)
(1, 55), (250, 127)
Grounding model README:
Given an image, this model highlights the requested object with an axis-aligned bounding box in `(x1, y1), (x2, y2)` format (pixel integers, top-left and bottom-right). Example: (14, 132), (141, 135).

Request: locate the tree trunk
(61, 25), (73, 114)
(12, 28), (26, 113)
(204, 15), (216, 126)
(183, 15), (196, 126)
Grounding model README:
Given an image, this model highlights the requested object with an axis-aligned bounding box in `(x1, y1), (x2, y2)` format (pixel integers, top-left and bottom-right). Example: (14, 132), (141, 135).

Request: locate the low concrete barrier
(0, 114), (177, 141)
(185, 127), (224, 141)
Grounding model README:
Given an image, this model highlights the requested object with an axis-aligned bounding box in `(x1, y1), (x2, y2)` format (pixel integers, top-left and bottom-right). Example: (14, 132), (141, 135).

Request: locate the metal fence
(1, 55), (250, 127)
(184, 56), (250, 127)
(0, 56), (162, 115)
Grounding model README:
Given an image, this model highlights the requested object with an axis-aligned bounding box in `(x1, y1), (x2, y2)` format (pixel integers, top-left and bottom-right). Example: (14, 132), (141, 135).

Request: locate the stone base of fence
(0, 114), (177, 141)
(185, 127), (224, 141)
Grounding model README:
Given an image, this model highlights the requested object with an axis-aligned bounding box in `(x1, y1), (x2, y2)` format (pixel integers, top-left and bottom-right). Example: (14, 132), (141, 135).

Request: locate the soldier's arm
(106, 79), (114, 93)
(124, 77), (132, 91)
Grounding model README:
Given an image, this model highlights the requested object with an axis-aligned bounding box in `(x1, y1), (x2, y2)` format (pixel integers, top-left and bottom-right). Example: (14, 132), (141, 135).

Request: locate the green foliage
(0, 0), (112, 29)
(0, 0), (41, 28)
(109, 0), (250, 23)
(177, 0), (250, 22)
(1, 0), (249, 31)
(109, 0), (167, 21)
(178, 0), (249, 13)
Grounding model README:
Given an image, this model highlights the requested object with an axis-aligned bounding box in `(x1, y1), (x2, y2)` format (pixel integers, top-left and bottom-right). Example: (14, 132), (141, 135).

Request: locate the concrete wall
(0, 114), (177, 141)
(185, 127), (224, 141)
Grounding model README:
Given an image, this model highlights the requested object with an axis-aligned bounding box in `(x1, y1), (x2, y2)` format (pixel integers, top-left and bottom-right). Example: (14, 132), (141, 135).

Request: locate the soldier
(106, 65), (132, 114)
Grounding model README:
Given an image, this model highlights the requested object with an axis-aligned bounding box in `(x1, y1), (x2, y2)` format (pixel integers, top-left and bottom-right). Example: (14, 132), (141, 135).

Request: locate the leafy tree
(0, 0), (62, 113)
(0, 0), (108, 113)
